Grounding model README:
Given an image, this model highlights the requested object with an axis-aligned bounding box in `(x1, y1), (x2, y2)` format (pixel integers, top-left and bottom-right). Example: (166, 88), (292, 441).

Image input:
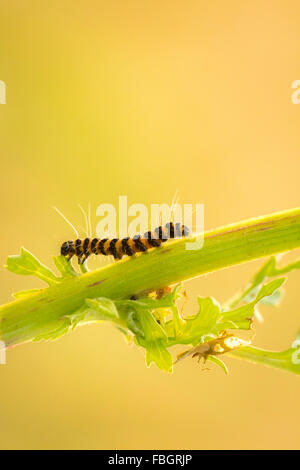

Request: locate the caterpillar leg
(78, 254), (90, 265)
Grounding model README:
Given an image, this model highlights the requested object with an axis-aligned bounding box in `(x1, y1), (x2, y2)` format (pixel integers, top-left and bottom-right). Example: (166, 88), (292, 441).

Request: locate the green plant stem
(228, 345), (300, 375)
(1, 208), (300, 347)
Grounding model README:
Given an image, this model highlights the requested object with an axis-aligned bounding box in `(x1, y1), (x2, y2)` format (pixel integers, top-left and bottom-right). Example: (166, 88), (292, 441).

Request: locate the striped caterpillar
(61, 222), (190, 264)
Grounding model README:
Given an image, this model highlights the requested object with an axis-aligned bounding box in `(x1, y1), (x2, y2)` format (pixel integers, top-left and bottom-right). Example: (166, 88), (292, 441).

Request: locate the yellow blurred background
(0, 0), (300, 450)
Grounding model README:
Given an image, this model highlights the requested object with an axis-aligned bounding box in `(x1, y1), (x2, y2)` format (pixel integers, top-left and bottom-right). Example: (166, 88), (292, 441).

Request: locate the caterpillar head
(60, 240), (74, 256)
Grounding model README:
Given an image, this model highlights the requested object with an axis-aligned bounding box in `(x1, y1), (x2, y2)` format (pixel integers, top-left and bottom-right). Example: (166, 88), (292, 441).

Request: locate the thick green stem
(1, 208), (300, 347)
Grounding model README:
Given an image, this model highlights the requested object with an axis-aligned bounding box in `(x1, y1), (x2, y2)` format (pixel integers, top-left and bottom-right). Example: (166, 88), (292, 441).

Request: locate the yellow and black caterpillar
(61, 222), (190, 264)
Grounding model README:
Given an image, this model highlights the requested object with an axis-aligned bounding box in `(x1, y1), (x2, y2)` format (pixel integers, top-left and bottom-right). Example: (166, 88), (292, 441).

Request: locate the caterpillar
(61, 222), (190, 264)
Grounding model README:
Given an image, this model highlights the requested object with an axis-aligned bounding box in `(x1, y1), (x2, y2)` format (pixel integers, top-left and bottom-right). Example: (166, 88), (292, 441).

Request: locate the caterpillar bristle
(60, 222), (190, 264)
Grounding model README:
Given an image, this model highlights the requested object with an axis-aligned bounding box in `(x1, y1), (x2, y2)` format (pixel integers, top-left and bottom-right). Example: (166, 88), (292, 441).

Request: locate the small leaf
(6, 248), (59, 286)
(255, 278), (286, 302)
(33, 319), (70, 342)
(206, 355), (228, 375)
(227, 255), (300, 308)
(117, 287), (184, 338)
(133, 308), (170, 372)
(222, 278), (286, 326)
(126, 311), (145, 337)
(260, 289), (283, 306)
(171, 278), (286, 352)
(65, 307), (91, 330)
(85, 297), (120, 321)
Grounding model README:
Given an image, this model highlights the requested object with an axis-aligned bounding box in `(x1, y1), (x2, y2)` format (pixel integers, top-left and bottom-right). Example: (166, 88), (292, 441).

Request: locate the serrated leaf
(133, 308), (167, 345)
(117, 284), (183, 337)
(170, 278), (286, 351)
(227, 255), (300, 308)
(178, 297), (222, 345)
(6, 248), (60, 286)
(133, 308), (171, 372)
(222, 278), (285, 326)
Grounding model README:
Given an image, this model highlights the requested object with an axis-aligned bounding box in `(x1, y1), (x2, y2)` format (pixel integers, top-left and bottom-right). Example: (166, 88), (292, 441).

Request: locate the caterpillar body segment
(60, 222), (190, 264)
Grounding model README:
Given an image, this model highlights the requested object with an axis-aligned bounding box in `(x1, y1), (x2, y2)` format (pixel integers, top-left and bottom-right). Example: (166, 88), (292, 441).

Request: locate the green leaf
(228, 255), (300, 308)
(85, 297), (120, 321)
(65, 307), (91, 330)
(180, 297), (222, 345)
(33, 319), (71, 342)
(255, 278), (286, 301)
(133, 308), (171, 372)
(2, 221), (300, 377)
(145, 340), (173, 373)
(259, 289), (283, 306)
(135, 309), (167, 342)
(117, 284), (184, 337)
(222, 278), (286, 326)
(169, 278), (286, 365)
(126, 311), (145, 337)
(6, 248), (60, 286)
(206, 355), (228, 375)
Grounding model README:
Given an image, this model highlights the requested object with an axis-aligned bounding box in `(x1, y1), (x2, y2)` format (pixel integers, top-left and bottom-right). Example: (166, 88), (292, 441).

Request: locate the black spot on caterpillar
(60, 222), (190, 264)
